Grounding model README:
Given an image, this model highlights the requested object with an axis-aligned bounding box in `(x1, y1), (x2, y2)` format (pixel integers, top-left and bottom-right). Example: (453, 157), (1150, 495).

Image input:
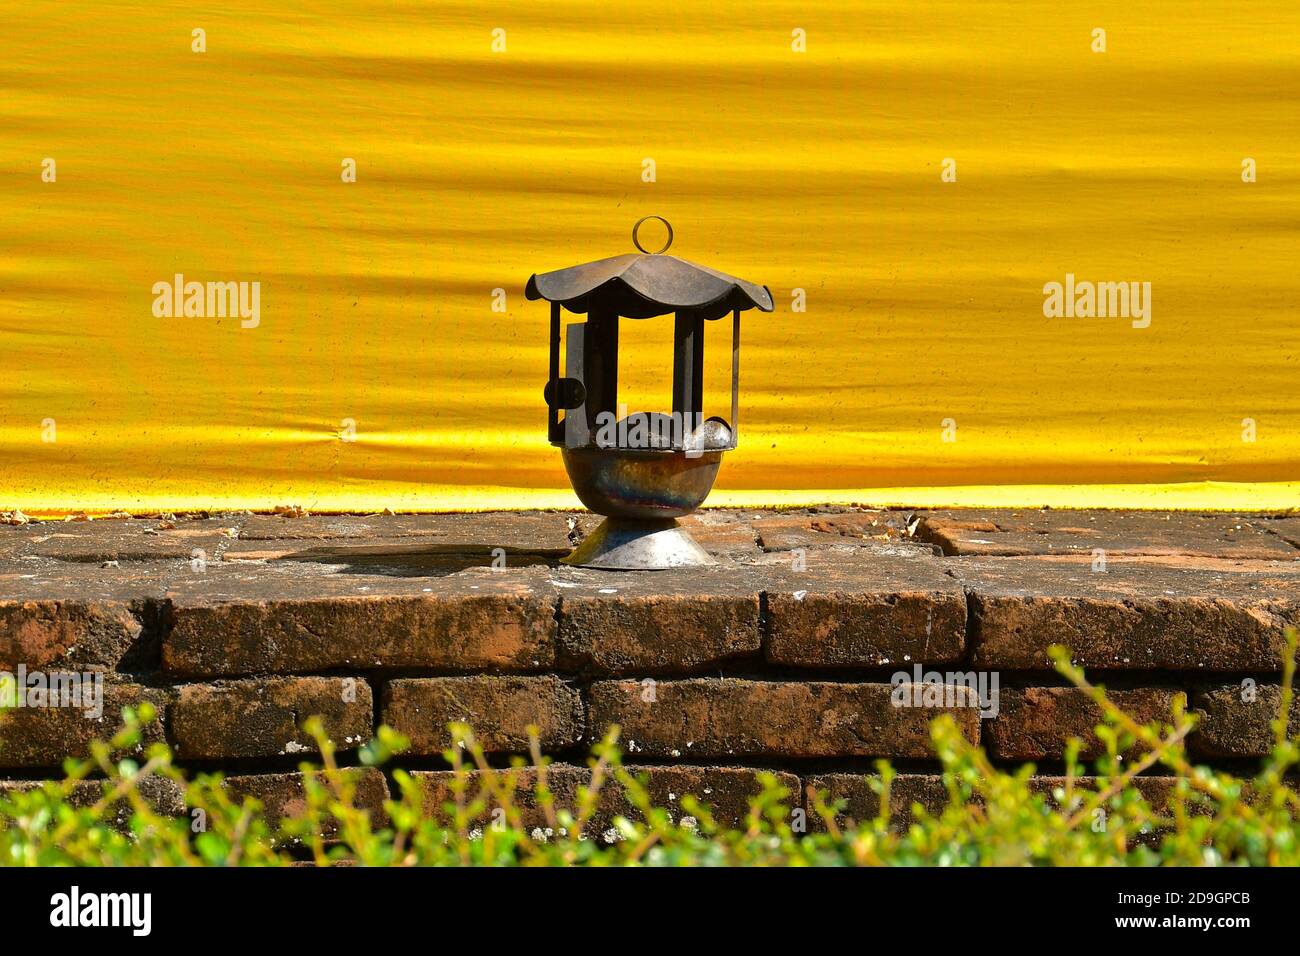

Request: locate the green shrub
(2, 630), (1298, 866)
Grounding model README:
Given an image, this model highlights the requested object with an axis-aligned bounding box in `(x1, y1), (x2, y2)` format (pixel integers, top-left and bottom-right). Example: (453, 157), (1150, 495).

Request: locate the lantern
(526, 217), (773, 569)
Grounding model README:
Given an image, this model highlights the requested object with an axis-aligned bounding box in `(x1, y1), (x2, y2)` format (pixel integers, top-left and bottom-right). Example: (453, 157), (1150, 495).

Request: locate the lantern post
(526, 218), (772, 569)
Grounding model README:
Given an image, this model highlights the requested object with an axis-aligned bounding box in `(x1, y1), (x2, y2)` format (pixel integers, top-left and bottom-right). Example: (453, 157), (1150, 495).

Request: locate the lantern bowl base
(560, 446), (725, 520)
(562, 517), (717, 570)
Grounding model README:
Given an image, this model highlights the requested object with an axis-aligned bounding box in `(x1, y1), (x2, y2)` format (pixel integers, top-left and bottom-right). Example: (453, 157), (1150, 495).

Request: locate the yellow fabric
(2, 1), (1297, 514)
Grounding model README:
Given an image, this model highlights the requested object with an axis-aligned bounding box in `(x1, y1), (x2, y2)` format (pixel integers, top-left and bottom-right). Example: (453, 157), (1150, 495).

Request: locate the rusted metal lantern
(526, 217), (773, 569)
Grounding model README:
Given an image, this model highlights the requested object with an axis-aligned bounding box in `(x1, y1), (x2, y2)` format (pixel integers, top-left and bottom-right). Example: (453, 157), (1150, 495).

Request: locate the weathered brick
(556, 567), (760, 675)
(218, 538), (559, 571)
(223, 768), (389, 836)
(412, 764), (798, 835)
(916, 510), (1296, 559)
(807, 773), (1185, 832)
(0, 601), (143, 671)
(987, 687), (1181, 760)
(587, 679), (978, 759)
(411, 765), (589, 832)
(0, 776), (186, 830)
(765, 554), (967, 667)
(1268, 517), (1300, 551)
(26, 518), (236, 563)
(959, 557), (1300, 670)
(805, 772), (952, 828)
(171, 677), (371, 759)
(620, 765), (800, 829)
(236, 511), (574, 552)
(808, 772), (1187, 842)
(1029, 774), (1195, 846)
(1028, 775), (1180, 815)
(383, 675), (582, 755)
(0, 682), (167, 769)
(0, 559), (172, 670)
(677, 513), (760, 556)
(161, 563), (556, 676)
(235, 515), (398, 540)
(1192, 683), (1300, 758)
(0, 527), (35, 560)
(753, 511), (911, 552)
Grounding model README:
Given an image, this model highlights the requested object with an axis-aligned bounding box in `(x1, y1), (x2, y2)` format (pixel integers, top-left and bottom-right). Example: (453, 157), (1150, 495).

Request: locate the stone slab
(553, 565), (761, 675)
(987, 687), (1182, 760)
(411, 764), (800, 835)
(25, 518), (239, 563)
(160, 562), (558, 676)
(955, 557), (1300, 671)
(587, 678), (979, 760)
(171, 677), (372, 759)
(382, 675), (583, 755)
(0, 682), (168, 769)
(764, 552), (967, 667)
(236, 512), (576, 554)
(1192, 682), (1300, 758)
(916, 509), (1298, 559)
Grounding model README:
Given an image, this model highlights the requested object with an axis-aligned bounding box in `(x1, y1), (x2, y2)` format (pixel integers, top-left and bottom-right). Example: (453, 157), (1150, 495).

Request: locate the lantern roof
(525, 217), (774, 320)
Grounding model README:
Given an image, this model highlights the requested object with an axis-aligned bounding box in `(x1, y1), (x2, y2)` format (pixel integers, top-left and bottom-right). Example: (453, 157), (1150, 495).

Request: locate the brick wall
(2, 508), (1298, 832)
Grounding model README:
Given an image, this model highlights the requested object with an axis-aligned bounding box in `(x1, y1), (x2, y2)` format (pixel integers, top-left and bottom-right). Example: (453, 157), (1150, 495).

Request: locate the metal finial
(632, 215), (673, 255)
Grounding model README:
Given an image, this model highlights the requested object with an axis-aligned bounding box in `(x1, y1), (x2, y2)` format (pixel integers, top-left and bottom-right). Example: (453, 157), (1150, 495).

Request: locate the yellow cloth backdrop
(2, 1), (1297, 514)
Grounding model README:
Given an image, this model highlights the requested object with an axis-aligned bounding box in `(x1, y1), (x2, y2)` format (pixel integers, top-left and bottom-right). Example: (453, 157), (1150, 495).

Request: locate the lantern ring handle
(632, 215), (673, 255)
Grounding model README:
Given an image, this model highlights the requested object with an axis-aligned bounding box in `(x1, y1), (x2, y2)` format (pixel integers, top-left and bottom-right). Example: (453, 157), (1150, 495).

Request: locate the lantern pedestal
(561, 517), (717, 570)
